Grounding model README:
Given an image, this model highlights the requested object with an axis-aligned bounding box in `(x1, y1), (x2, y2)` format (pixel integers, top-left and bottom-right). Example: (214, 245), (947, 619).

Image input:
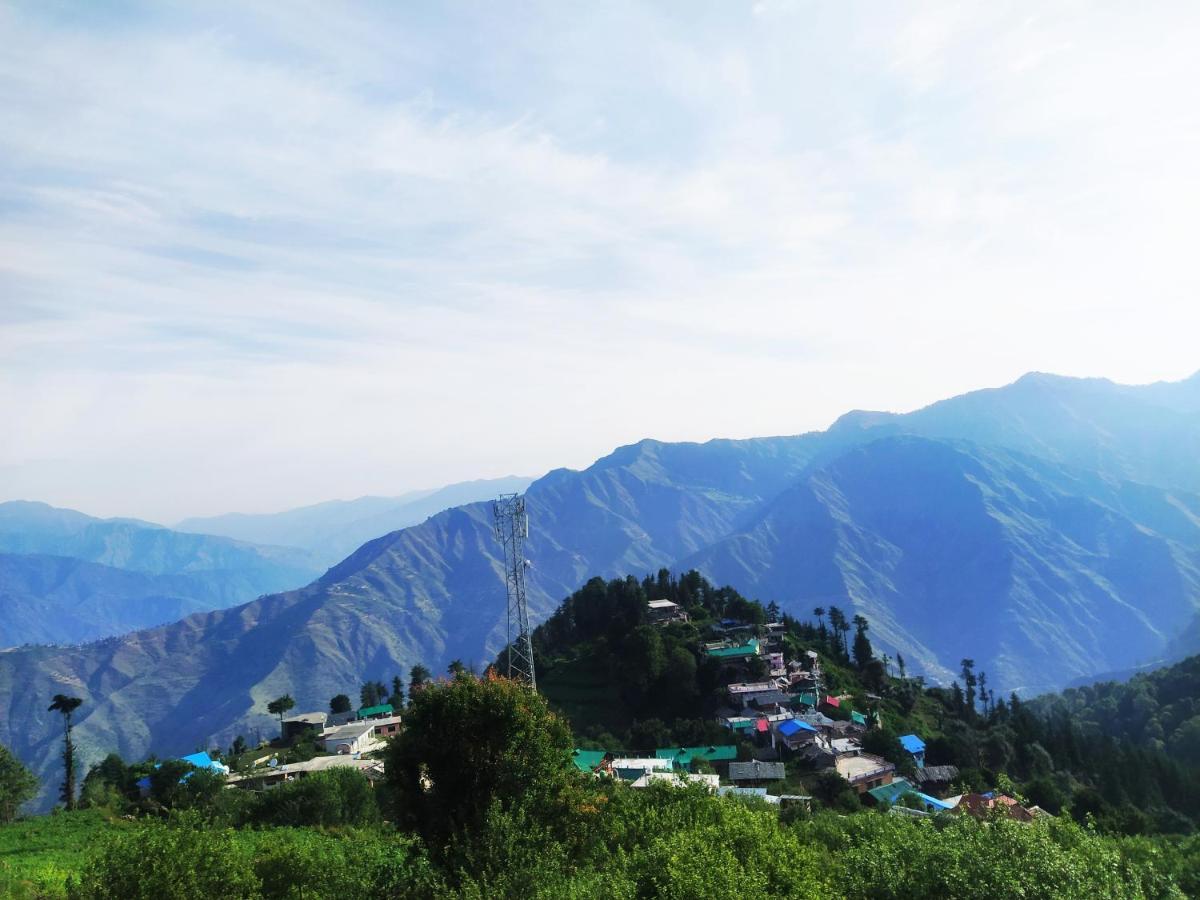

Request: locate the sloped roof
(571, 749), (607, 773)
(728, 761), (786, 782)
(777, 719), (817, 737)
(899, 734), (926, 754)
(180, 752), (228, 773)
(705, 639), (761, 658)
(357, 704), (394, 718)
(850, 711), (868, 726)
(914, 765), (959, 785)
(283, 712), (327, 726)
(654, 745), (738, 765)
(867, 777), (915, 805)
(823, 695), (841, 708)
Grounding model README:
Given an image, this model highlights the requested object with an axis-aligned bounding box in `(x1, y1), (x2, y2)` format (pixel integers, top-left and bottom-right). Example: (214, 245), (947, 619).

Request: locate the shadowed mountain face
(3, 371), (1200, 810)
(0, 554), (221, 647)
(0, 502), (325, 648)
(683, 436), (1200, 692)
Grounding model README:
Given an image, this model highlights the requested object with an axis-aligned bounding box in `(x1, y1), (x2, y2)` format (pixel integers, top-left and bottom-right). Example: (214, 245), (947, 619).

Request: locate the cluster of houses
(140, 597), (1043, 821)
(220, 703), (402, 791)
(623, 598), (1046, 819)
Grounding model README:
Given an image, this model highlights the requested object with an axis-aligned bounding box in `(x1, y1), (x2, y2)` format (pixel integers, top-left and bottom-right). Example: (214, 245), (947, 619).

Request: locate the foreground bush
(67, 814), (440, 900)
(246, 767), (380, 828)
(67, 816), (258, 900)
(797, 811), (1184, 900)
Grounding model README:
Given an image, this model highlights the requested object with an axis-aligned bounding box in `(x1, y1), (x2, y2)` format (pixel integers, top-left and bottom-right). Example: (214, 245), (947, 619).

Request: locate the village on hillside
(128, 591), (1046, 826)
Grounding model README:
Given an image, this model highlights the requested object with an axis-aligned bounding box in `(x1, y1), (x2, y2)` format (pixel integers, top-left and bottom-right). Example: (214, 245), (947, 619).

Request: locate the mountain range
(175, 475), (533, 568)
(2, 369), (1199, 810)
(0, 501), (324, 646)
(0, 477), (534, 648)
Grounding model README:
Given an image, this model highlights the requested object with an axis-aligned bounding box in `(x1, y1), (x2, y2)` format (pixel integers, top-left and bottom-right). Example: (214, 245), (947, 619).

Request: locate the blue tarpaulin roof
(899, 734), (926, 754)
(916, 791), (954, 811)
(181, 752), (219, 770)
(777, 719), (817, 737)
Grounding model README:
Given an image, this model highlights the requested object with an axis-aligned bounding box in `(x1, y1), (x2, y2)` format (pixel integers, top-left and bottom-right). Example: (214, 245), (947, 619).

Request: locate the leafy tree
(266, 694), (295, 732)
(49, 693), (83, 810)
(0, 742), (37, 822)
(249, 767), (379, 828)
(81, 753), (135, 811)
(229, 735), (248, 758)
(809, 770), (859, 811)
(896, 652), (907, 680)
(448, 659), (467, 677)
(387, 673), (573, 849)
(329, 693), (352, 714)
(148, 759), (195, 808)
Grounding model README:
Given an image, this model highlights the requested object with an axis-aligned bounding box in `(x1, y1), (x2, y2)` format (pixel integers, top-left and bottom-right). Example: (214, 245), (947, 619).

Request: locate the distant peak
(828, 409), (897, 432)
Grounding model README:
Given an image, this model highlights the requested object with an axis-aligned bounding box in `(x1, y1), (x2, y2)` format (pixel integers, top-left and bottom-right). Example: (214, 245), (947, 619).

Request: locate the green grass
(0, 809), (127, 899)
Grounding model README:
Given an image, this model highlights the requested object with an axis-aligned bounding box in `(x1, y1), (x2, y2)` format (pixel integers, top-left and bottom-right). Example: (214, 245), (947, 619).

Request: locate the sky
(2, 1), (1200, 523)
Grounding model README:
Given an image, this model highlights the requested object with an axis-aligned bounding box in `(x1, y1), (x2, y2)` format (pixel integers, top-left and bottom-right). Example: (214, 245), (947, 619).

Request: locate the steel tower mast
(492, 493), (536, 688)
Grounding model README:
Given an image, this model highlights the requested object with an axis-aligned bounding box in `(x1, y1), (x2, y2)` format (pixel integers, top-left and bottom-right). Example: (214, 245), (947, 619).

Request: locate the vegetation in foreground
(0, 674), (1190, 898)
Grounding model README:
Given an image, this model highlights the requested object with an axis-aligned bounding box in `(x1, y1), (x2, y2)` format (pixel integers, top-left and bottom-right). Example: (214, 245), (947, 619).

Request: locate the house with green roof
(655, 745), (738, 770)
(703, 638), (761, 660)
(357, 703), (394, 720)
(571, 749), (607, 773)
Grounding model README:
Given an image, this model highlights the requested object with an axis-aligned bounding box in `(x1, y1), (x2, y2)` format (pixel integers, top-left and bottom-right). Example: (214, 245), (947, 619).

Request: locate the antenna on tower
(493, 493), (536, 689)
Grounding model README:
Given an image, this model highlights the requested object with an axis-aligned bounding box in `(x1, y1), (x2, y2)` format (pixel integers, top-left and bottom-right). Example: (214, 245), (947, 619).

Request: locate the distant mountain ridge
(0, 553), (217, 647)
(0, 501), (324, 647)
(175, 476), (535, 568)
(3, 369), (1199, 810)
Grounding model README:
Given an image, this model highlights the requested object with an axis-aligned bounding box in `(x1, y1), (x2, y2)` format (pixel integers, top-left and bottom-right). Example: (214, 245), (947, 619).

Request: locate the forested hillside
(532, 571), (1200, 836)
(1033, 656), (1200, 765)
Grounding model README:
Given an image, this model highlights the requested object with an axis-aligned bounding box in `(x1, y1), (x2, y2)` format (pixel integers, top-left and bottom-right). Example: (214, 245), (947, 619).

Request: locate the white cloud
(1, 1), (1199, 520)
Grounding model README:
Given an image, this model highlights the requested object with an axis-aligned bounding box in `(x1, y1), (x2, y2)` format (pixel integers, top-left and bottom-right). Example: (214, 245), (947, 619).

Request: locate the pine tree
(852, 614), (874, 668)
(960, 658), (977, 717)
(48, 694), (83, 810)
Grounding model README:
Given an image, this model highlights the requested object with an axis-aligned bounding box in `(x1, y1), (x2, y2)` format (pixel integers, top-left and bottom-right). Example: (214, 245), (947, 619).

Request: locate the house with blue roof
(899, 733), (926, 768)
(135, 751), (230, 795)
(773, 717), (819, 752)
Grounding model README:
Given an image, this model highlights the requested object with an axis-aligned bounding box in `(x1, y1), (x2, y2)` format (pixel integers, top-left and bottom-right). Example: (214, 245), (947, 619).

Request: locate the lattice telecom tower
(493, 493), (536, 689)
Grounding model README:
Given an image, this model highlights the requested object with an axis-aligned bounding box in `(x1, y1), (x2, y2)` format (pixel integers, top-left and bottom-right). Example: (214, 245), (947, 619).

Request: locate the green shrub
(248, 767), (380, 828)
(67, 816), (258, 900)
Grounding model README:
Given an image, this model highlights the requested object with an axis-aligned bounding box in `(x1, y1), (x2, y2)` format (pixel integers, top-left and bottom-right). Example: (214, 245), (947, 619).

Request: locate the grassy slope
(0, 810), (129, 899)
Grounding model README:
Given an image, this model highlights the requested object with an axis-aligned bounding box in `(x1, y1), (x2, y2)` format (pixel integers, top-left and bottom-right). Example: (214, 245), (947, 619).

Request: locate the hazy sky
(3, 1), (1199, 522)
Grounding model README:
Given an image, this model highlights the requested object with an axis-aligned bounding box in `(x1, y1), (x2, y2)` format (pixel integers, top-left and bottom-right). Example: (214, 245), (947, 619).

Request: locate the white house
(647, 598), (689, 624)
(321, 721), (381, 755)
